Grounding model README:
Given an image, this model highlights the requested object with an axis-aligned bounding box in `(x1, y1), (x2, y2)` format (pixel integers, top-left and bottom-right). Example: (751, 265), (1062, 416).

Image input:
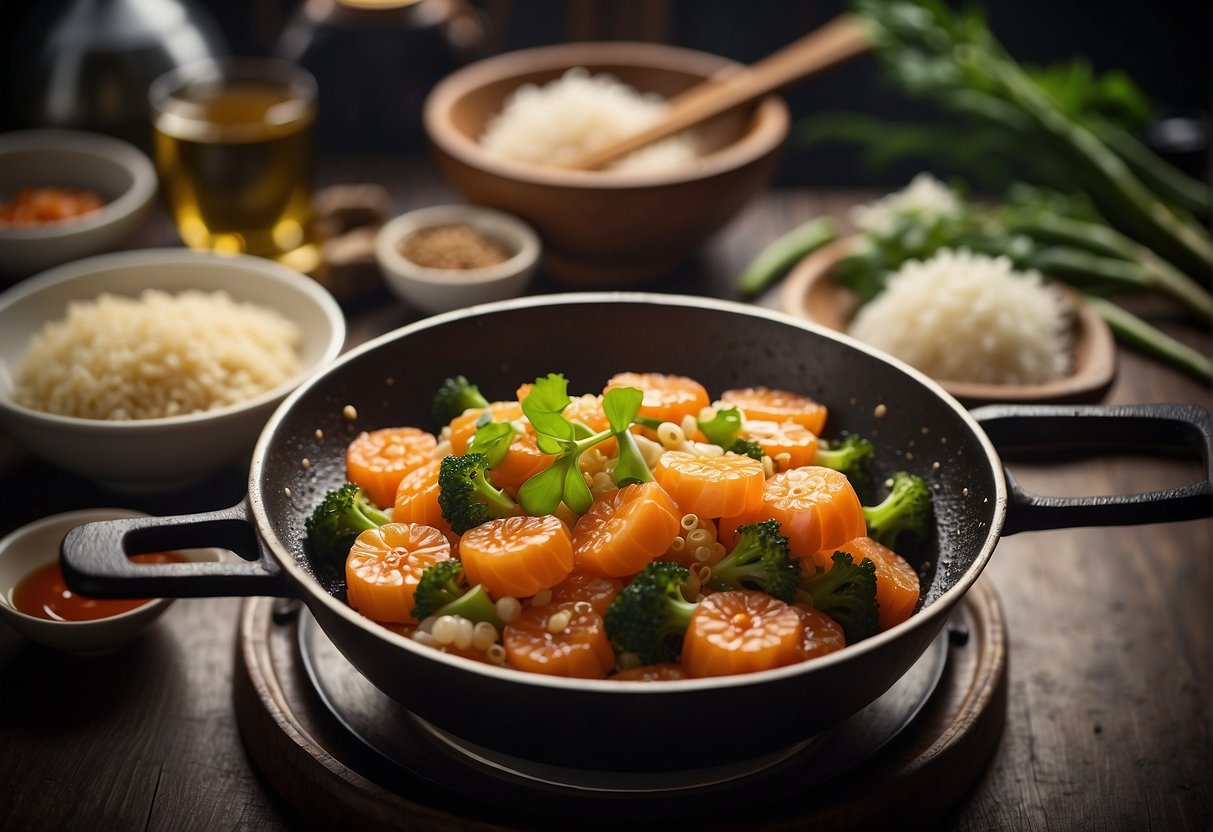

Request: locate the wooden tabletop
(1, 157), (1209, 831)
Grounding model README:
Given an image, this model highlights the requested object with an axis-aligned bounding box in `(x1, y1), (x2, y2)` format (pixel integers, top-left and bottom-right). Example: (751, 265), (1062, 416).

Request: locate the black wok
(61, 294), (1212, 770)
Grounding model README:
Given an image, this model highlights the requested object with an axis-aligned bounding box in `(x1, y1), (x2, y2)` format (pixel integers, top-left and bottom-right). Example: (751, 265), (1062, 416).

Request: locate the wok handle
(61, 501), (291, 598)
(970, 403), (1213, 535)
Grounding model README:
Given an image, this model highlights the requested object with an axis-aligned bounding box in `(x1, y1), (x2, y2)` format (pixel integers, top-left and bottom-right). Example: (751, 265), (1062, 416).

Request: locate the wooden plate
(780, 237), (1118, 406)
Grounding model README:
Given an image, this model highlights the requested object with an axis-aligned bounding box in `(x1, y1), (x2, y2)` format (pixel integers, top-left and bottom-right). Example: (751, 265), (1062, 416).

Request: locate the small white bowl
(0, 249), (346, 491)
(0, 130), (158, 279)
(0, 508), (225, 654)
(376, 204), (540, 314)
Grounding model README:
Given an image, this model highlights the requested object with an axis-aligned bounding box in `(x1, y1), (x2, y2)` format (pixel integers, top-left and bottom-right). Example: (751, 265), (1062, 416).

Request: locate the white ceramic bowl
(0, 249), (346, 491)
(0, 130), (158, 279)
(376, 204), (540, 314)
(0, 508), (225, 654)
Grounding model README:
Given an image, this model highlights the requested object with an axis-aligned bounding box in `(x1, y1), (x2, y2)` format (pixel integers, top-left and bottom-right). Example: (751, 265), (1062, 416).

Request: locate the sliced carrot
(487, 428), (555, 490)
(448, 401), (522, 455)
(833, 536), (921, 631)
(564, 393), (616, 456)
(719, 387), (829, 435)
(604, 372), (710, 425)
(549, 564), (623, 616)
(740, 419), (820, 469)
(612, 663), (687, 681)
(680, 590), (805, 678)
(345, 523), (452, 624)
(503, 601), (615, 679)
(571, 482), (683, 578)
(459, 514), (574, 599)
(792, 603), (847, 658)
(721, 465), (866, 561)
(392, 459), (454, 540)
(653, 450), (766, 519)
(346, 427), (439, 510)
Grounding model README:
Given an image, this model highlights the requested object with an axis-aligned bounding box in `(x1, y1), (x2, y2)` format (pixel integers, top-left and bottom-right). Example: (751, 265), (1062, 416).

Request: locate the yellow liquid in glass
(154, 83), (317, 268)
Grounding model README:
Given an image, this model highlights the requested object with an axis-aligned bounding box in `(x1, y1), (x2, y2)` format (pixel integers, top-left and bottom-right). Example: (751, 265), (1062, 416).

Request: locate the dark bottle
(9, 0), (229, 151)
(274, 0), (489, 155)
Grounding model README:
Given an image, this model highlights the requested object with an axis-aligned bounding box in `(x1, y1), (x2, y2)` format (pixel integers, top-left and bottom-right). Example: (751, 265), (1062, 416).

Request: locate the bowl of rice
(0, 249), (346, 491)
(423, 41), (789, 286)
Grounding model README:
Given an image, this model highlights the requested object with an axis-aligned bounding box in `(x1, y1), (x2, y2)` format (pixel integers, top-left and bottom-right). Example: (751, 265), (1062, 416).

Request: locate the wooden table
(1, 158), (1209, 831)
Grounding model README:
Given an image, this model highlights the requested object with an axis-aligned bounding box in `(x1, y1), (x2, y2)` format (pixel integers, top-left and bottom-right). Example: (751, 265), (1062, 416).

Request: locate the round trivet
(235, 579), (1007, 830)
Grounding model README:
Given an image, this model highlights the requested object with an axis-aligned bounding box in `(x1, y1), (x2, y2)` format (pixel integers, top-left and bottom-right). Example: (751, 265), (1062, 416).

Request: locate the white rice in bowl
(14, 289), (303, 420)
(847, 249), (1072, 386)
(479, 67), (701, 173)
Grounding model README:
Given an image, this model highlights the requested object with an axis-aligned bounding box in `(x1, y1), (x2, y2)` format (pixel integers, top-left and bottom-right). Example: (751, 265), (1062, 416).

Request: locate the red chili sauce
(11, 552), (184, 621)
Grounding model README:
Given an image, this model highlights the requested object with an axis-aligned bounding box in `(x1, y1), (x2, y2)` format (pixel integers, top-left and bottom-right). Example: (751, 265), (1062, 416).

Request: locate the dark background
(0, 0), (1209, 189)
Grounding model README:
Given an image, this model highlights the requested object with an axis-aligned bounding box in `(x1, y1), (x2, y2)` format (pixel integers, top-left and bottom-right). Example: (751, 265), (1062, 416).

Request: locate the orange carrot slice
(680, 590), (805, 678)
(448, 401), (523, 455)
(346, 427), (438, 510)
(487, 428), (555, 490)
(719, 386), (829, 435)
(550, 564), (623, 616)
(605, 372), (710, 425)
(722, 465), (866, 561)
(393, 459), (454, 540)
(653, 450), (766, 519)
(834, 536), (921, 631)
(345, 523), (452, 624)
(459, 514), (574, 599)
(740, 419), (820, 469)
(503, 601), (615, 679)
(572, 482), (683, 578)
(612, 663), (687, 681)
(792, 602), (847, 657)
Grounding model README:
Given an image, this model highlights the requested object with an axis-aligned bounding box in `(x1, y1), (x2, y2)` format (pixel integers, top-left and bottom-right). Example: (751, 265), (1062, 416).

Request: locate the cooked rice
(479, 67), (700, 172)
(847, 249), (1072, 385)
(14, 289), (303, 420)
(850, 173), (963, 236)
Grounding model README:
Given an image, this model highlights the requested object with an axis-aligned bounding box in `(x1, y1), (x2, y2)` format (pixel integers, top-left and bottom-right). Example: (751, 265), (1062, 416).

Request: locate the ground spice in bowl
(400, 224), (511, 270)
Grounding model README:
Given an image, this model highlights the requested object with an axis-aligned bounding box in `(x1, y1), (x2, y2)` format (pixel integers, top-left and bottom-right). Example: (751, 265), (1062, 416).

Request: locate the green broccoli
(431, 375), (490, 426)
(813, 434), (875, 488)
(708, 519), (799, 602)
(863, 471), (933, 550)
(797, 550), (880, 644)
(412, 560), (503, 629)
(437, 452), (519, 534)
(304, 482), (392, 566)
(603, 561), (699, 665)
(729, 437), (767, 461)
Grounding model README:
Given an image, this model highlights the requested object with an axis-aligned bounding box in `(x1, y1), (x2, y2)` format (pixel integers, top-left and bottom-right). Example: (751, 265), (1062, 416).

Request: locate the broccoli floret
(431, 375), (490, 425)
(304, 482), (392, 566)
(863, 470), (933, 550)
(604, 561), (699, 665)
(709, 519), (799, 601)
(797, 550), (880, 644)
(729, 438), (767, 461)
(813, 434), (875, 488)
(412, 560), (503, 629)
(437, 453), (518, 534)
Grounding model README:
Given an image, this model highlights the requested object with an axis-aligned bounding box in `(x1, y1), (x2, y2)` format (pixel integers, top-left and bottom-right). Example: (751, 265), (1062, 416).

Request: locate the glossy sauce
(11, 552), (184, 621)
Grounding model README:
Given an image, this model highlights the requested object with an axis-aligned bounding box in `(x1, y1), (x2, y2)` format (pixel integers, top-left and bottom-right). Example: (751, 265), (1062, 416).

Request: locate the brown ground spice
(400, 225), (511, 270)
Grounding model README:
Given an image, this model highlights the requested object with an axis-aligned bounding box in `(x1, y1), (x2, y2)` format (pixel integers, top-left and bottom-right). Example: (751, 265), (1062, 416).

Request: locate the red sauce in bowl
(11, 552), (184, 621)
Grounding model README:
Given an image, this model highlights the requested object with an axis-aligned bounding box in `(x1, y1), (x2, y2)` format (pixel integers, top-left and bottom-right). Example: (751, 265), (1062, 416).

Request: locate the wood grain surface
(1, 158), (1209, 831)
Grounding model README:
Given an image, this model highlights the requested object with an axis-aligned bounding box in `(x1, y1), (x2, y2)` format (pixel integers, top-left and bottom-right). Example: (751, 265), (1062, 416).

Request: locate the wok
(61, 294), (1212, 770)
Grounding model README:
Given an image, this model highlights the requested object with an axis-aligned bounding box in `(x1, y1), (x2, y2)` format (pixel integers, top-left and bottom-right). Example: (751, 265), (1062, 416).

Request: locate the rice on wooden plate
(479, 67), (701, 173)
(14, 289), (303, 420)
(847, 248), (1072, 386)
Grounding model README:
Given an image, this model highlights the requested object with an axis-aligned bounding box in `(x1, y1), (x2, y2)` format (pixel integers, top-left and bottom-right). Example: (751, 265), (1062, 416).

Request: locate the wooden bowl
(423, 41), (789, 287)
(781, 237), (1117, 405)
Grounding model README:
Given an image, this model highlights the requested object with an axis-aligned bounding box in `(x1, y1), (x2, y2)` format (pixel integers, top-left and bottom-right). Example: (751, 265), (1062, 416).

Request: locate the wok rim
(247, 292), (1009, 694)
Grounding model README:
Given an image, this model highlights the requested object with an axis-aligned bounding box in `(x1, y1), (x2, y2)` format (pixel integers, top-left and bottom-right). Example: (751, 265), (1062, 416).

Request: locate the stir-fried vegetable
(303, 371), (934, 682)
